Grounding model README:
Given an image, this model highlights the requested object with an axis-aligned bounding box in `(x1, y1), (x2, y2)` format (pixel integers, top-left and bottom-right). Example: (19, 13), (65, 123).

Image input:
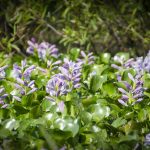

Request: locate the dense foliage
(0, 1), (150, 149)
(0, 0), (150, 54)
(0, 39), (150, 149)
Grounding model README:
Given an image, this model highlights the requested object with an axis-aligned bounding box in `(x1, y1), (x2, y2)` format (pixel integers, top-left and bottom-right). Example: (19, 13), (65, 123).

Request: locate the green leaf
(41, 100), (56, 112)
(0, 109), (10, 119)
(4, 119), (19, 130)
(112, 117), (127, 128)
(91, 64), (108, 76)
(21, 95), (35, 107)
(118, 133), (139, 143)
(13, 105), (29, 115)
(35, 76), (48, 88)
(0, 127), (11, 138)
(138, 109), (147, 122)
(70, 48), (80, 60)
(29, 105), (42, 118)
(53, 117), (79, 137)
(90, 75), (107, 92)
(100, 53), (111, 64)
(82, 95), (97, 107)
(81, 111), (92, 124)
(103, 82), (118, 97)
(88, 104), (110, 122)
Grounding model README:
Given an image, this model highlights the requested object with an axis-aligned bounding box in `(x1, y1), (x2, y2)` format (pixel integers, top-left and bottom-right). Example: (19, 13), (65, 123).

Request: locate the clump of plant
(0, 39), (150, 149)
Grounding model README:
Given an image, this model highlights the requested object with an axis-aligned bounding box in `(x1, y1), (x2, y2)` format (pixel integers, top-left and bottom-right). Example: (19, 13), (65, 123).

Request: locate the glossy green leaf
(70, 48), (80, 60)
(90, 75), (107, 92)
(53, 117), (79, 137)
(91, 64), (108, 76)
(100, 53), (111, 64)
(103, 82), (118, 97)
(4, 119), (19, 130)
(88, 104), (110, 122)
(112, 117), (127, 128)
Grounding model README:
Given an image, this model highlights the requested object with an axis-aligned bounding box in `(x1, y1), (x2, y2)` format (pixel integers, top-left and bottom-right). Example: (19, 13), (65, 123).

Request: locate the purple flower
(143, 51), (150, 73)
(0, 87), (8, 108)
(131, 57), (143, 74)
(118, 73), (144, 106)
(11, 61), (37, 101)
(46, 74), (69, 97)
(14, 78), (37, 95)
(59, 58), (82, 89)
(27, 39), (59, 60)
(47, 60), (62, 70)
(77, 51), (95, 65)
(27, 38), (38, 54)
(124, 58), (135, 68)
(144, 133), (150, 146)
(111, 58), (134, 70)
(11, 79), (38, 102)
(23, 65), (35, 81)
(13, 60), (35, 81)
(0, 65), (8, 79)
(37, 42), (59, 60)
(112, 50), (150, 74)
(111, 64), (122, 70)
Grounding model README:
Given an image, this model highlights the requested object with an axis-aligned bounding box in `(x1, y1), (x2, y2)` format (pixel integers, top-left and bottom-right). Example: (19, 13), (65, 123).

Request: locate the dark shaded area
(0, 0), (150, 55)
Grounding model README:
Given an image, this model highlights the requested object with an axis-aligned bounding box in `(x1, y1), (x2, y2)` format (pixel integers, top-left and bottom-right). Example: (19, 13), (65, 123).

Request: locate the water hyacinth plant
(46, 74), (69, 113)
(26, 38), (38, 54)
(46, 73), (69, 98)
(112, 50), (150, 74)
(118, 73), (144, 106)
(59, 58), (82, 89)
(27, 38), (59, 61)
(11, 60), (37, 101)
(77, 51), (95, 65)
(12, 60), (35, 81)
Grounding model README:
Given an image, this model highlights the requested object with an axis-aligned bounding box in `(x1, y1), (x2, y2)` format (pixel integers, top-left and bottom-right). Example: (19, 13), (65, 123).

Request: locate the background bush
(0, 0), (150, 55)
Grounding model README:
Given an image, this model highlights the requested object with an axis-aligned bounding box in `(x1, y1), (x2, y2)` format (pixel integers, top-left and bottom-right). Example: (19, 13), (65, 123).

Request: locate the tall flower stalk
(11, 60), (37, 101)
(77, 51), (95, 65)
(46, 59), (82, 112)
(112, 50), (150, 74)
(46, 74), (69, 113)
(118, 73), (144, 106)
(59, 58), (82, 90)
(27, 38), (59, 61)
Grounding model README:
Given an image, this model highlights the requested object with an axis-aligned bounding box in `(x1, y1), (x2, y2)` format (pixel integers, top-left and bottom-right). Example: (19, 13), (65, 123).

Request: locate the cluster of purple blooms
(111, 51), (150, 106)
(46, 58), (82, 98)
(46, 59), (82, 112)
(46, 73), (69, 98)
(117, 73), (144, 106)
(112, 50), (150, 74)
(11, 60), (37, 101)
(37, 60), (62, 74)
(77, 51), (95, 65)
(131, 53), (150, 74)
(27, 38), (59, 61)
